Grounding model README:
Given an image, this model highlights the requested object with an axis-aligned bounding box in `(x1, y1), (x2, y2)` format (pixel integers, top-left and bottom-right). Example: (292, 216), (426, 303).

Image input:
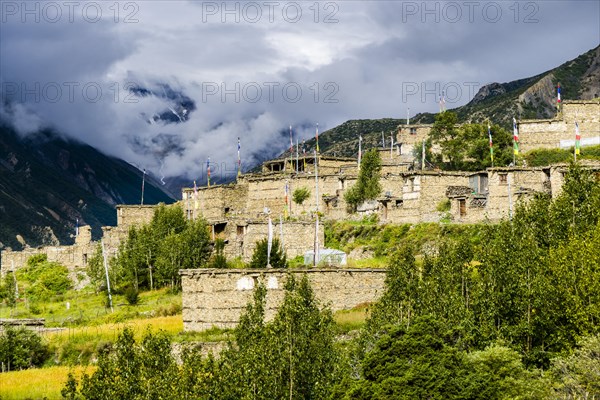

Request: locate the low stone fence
(180, 268), (387, 331)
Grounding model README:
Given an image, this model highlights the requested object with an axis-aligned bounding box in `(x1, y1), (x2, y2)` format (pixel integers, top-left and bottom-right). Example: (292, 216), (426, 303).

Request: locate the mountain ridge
(0, 124), (175, 250)
(286, 45), (600, 159)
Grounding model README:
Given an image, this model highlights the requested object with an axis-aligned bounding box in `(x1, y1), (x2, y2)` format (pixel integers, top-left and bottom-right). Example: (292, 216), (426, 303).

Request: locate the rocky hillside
(0, 124), (175, 250)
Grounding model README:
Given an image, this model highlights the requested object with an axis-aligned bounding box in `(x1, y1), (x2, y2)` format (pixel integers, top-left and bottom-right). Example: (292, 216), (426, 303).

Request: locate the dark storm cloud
(0, 0), (598, 182)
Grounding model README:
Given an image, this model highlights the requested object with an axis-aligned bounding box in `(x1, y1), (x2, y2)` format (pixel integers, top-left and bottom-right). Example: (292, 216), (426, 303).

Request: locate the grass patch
(346, 257), (388, 269)
(175, 326), (233, 343)
(333, 303), (371, 334)
(0, 365), (93, 400)
(44, 315), (183, 366)
(525, 144), (600, 167)
(0, 287), (181, 328)
(325, 221), (486, 258)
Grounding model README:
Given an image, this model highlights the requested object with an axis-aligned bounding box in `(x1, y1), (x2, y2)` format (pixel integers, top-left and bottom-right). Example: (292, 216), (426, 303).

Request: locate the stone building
(0, 205), (154, 277)
(517, 100), (600, 152)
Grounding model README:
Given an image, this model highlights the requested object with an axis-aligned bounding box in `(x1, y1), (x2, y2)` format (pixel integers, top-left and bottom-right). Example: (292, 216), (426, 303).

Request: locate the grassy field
(0, 287), (182, 327)
(0, 365), (92, 400)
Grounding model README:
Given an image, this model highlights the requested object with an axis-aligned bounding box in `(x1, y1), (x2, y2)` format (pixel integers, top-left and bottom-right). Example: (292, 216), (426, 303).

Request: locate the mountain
(288, 45), (600, 158)
(0, 124), (175, 250)
(456, 45), (600, 126)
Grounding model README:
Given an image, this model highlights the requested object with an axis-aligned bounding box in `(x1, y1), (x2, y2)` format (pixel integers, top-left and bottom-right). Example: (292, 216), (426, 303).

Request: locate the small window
(83, 254), (88, 265)
(499, 174), (507, 184)
(224, 207), (231, 215)
(410, 127), (417, 135)
(237, 226), (244, 236)
(214, 223), (227, 235)
(395, 199), (403, 207)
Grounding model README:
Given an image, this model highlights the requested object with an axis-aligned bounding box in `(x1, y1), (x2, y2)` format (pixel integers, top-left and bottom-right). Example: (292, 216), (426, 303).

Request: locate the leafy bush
(248, 238), (287, 269)
(209, 239), (228, 269)
(437, 199), (451, 212)
(154, 302), (182, 317)
(18, 256), (71, 301)
(0, 327), (51, 371)
(525, 145), (600, 167)
(124, 286), (139, 305)
(0, 272), (17, 306)
(292, 187), (311, 205)
(344, 149), (382, 212)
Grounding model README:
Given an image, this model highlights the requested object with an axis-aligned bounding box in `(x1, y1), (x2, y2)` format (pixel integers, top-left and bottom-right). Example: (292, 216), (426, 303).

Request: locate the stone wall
(182, 172), (356, 224)
(180, 268), (387, 331)
(518, 100), (600, 152)
(396, 124), (433, 162)
(116, 205), (158, 230)
(214, 219), (325, 262)
(484, 167), (550, 221)
(0, 226), (96, 277)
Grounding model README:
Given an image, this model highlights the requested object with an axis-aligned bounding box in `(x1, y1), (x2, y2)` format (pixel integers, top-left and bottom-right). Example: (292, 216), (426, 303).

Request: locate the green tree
(209, 238), (228, 269)
(293, 187), (311, 205)
(0, 327), (51, 371)
(344, 316), (469, 399)
(429, 111), (513, 170)
(86, 243), (105, 290)
(429, 111), (461, 168)
(0, 271), (17, 307)
(18, 255), (71, 301)
(344, 149), (382, 212)
(114, 206), (212, 291)
(68, 328), (184, 400)
(464, 344), (550, 399)
(551, 334), (600, 398)
(216, 275), (340, 399)
(411, 138), (434, 170)
(248, 237), (287, 269)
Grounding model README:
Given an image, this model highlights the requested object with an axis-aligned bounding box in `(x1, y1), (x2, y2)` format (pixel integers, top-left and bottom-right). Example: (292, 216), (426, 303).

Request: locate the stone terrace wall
(180, 268), (387, 331)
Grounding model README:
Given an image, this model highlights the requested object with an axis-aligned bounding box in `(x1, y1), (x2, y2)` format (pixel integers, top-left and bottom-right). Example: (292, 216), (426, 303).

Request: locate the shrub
(19, 256), (71, 301)
(124, 286), (140, 305)
(248, 238), (287, 269)
(436, 199), (451, 212)
(292, 187), (311, 205)
(344, 149), (382, 212)
(0, 327), (51, 371)
(209, 239), (228, 269)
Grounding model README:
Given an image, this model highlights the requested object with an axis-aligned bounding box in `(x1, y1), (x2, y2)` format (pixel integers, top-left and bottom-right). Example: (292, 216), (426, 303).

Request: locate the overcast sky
(1, 0), (598, 181)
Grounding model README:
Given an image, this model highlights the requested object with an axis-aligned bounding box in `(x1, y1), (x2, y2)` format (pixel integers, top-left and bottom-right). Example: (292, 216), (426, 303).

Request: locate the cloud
(1, 0), (598, 182)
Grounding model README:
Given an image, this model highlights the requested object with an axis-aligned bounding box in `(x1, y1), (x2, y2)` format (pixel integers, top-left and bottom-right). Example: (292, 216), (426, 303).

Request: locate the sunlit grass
(46, 315), (183, 342)
(0, 365), (93, 400)
(334, 303), (371, 333)
(0, 287), (182, 328)
(345, 257), (388, 269)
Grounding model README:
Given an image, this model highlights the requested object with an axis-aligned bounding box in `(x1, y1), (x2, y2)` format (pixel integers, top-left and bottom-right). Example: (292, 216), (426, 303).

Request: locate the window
(395, 199), (403, 207)
(410, 127), (417, 135)
(83, 254), (88, 265)
(214, 223), (227, 238)
(499, 173), (507, 184)
(237, 225), (244, 236)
